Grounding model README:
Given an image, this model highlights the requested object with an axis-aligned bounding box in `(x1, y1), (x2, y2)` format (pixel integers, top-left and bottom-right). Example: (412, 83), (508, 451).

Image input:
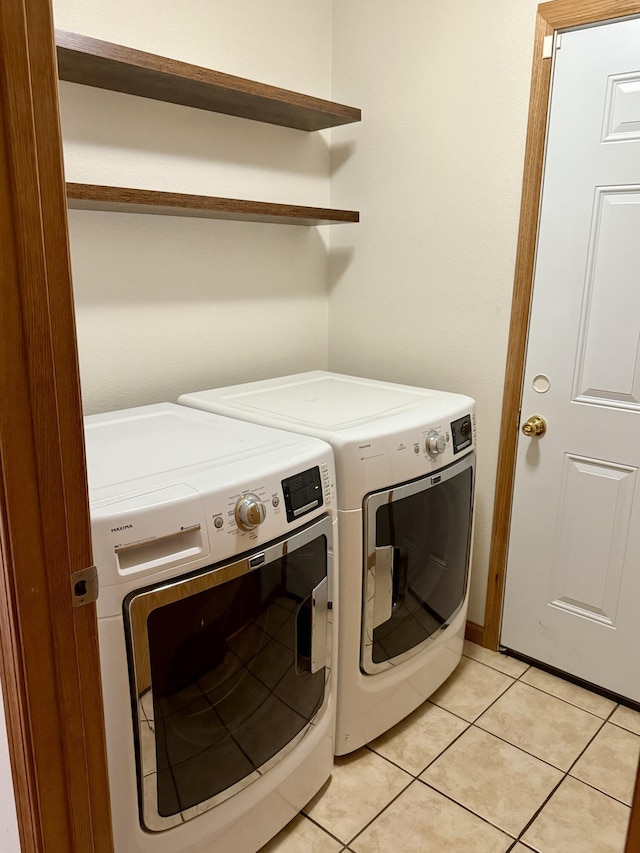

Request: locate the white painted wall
(51, 0), (541, 623)
(0, 682), (20, 852)
(54, 0), (335, 414)
(329, 0), (540, 624)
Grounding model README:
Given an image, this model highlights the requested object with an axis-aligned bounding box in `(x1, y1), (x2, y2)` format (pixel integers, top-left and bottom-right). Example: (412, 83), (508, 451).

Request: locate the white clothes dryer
(178, 372), (475, 755)
(85, 403), (338, 852)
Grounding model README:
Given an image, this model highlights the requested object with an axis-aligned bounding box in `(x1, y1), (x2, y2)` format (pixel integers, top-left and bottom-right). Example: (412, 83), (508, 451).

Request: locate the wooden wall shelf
(56, 30), (361, 132)
(66, 183), (360, 226)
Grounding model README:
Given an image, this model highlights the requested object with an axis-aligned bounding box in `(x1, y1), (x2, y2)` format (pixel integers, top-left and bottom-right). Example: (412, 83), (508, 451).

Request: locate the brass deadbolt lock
(522, 415), (547, 437)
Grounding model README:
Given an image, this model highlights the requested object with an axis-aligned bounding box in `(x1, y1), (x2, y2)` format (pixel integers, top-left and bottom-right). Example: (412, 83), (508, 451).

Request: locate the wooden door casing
(0, 0), (113, 849)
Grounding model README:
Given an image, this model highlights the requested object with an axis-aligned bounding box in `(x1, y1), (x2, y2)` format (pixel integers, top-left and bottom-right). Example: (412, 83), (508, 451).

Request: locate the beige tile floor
(260, 641), (640, 853)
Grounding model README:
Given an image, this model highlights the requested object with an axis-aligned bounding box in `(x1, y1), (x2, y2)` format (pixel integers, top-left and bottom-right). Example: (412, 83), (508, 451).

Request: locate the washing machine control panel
(206, 458), (334, 546)
(235, 493), (267, 530)
(281, 465), (324, 523)
(425, 429), (447, 457)
(90, 452), (336, 618)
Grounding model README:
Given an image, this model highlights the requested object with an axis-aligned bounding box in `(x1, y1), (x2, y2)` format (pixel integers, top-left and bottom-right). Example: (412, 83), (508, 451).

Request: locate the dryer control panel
(451, 414), (473, 454)
(332, 404), (476, 510)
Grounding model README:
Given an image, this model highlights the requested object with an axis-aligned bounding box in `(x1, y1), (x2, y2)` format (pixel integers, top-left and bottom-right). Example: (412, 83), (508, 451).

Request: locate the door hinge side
(71, 565), (99, 607)
(542, 33), (561, 60)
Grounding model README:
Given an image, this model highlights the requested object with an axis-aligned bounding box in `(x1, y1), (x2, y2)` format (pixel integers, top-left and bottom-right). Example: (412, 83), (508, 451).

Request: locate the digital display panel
(451, 414), (473, 454)
(281, 466), (323, 523)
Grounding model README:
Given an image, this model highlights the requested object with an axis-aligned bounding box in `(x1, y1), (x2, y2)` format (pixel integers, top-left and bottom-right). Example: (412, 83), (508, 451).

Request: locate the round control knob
(235, 494), (267, 530)
(426, 430), (446, 457)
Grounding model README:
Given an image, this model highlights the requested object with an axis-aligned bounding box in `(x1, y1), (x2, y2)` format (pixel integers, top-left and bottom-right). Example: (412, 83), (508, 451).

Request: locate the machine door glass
(124, 514), (332, 832)
(361, 453), (474, 674)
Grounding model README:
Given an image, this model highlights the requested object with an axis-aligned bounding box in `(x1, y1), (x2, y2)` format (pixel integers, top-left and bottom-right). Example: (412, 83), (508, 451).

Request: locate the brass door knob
(522, 415), (546, 437)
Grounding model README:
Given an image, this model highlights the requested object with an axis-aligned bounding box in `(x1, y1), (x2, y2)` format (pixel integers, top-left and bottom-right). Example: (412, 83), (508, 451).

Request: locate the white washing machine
(85, 403), (338, 852)
(178, 372), (475, 754)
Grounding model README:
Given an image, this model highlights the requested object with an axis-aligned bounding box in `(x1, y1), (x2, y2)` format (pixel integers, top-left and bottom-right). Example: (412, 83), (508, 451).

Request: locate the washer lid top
(179, 371), (472, 436)
(85, 402), (321, 503)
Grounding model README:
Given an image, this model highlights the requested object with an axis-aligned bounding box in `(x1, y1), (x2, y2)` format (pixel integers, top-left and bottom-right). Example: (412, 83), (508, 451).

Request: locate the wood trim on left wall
(0, 0), (114, 849)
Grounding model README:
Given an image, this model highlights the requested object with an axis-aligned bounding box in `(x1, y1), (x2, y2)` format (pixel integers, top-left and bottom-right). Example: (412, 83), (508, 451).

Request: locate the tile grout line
(305, 666), (519, 850)
(426, 698), (477, 725)
(609, 719), (640, 736)
(300, 812), (351, 848)
(429, 652), (631, 845)
(513, 706), (617, 844)
(466, 647), (639, 722)
(302, 653), (637, 852)
(423, 661), (591, 776)
(416, 776), (517, 843)
(461, 669), (616, 772)
(468, 719), (597, 776)
(560, 702), (636, 809)
(566, 774), (635, 810)
(314, 686), (525, 847)
(561, 705), (612, 777)
(360, 708), (514, 843)
(364, 700), (560, 843)
(366, 715), (472, 777)
(512, 767), (569, 844)
(462, 648), (531, 680)
(506, 840), (535, 853)
(416, 718), (566, 843)
(496, 647), (640, 712)
(407, 689), (629, 847)
(465, 648), (621, 720)
(429, 666), (518, 723)
(461, 653), (530, 683)
(343, 774), (416, 849)
(515, 679), (619, 718)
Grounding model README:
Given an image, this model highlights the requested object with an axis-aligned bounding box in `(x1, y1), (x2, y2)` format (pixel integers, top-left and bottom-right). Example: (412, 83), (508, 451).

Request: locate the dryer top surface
(179, 371), (475, 440)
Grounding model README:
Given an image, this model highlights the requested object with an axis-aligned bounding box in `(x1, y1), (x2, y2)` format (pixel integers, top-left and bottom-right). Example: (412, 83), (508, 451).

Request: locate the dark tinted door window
(143, 536), (327, 817)
(372, 467), (472, 664)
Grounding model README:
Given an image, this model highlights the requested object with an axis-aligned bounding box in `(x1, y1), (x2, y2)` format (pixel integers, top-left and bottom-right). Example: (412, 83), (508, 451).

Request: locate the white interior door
(501, 16), (640, 702)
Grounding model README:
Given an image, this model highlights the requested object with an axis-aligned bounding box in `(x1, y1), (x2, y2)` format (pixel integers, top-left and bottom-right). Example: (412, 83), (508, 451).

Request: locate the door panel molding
(573, 187), (640, 408)
(0, 0), (113, 849)
(549, 455), (636, 624)
(483, 3), (640, 849)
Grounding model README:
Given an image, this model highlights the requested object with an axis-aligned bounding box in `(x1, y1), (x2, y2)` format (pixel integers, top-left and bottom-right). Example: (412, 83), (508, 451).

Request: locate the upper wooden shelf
(66, 183), (360, 226)
(55, 30), (361, 132)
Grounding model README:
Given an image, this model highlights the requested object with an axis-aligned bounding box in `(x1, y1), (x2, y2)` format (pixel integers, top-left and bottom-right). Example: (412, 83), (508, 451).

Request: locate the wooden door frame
(0, 0), (113, 849)
(481, 2), (640, 849)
